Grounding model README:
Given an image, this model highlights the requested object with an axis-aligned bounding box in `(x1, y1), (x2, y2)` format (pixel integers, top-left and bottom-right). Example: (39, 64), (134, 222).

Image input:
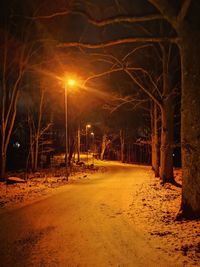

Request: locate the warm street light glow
(63, 76), (77, 90)
(91, 132), (94, 136)
(86, 124), (91, 128)
(67, 79), (76, 87)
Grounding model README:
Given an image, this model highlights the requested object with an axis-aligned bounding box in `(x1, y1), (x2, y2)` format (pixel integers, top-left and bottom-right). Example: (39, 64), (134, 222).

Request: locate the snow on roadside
(129, 168), (200, 267)
(0, 163), (200, 267)
(0, 165), (104, 211)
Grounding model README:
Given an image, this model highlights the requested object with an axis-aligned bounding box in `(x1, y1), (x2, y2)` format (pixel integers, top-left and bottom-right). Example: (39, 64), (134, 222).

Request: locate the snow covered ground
(129, 168), (200, 266)
(0, 164), (102, 210)
(0, 161), (199, 266)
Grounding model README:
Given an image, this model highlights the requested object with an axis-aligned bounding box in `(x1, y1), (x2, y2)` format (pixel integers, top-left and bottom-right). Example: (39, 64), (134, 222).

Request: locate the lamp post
(64, 78), (76, 180)
(91, 132), (94, 164)
(86, 124), (91, 164)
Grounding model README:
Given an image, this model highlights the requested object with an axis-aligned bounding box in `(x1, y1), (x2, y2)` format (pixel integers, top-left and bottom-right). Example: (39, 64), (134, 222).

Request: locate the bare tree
(84, 44), (177, 183)
(27, 0), (200, 217)
(27, 87), (52, 171)
(119, 129), (125, 163)
(0, 30), (30, 180)
(151, 101), (160, 177)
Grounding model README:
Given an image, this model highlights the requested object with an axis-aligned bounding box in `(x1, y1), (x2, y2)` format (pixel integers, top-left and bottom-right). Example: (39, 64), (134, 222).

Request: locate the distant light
(91, 132), (94, 136)
(86, 124), (91, 128)
(13, 142), (21, 148)
(173, 153), (175, 157)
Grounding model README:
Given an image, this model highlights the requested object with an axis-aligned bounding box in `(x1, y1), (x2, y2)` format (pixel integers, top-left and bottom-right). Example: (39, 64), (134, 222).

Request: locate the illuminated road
(0, 162), (178, 267)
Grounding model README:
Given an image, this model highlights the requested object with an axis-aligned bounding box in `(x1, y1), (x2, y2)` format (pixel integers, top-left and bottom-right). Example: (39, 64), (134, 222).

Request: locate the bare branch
(122, 44), (153, 62)
(30, 9), (163, 25)
(58, 36), (178, 49)
(5, 90), (20, 152)
(88, 52), (122, 66)
(127, 67), (162, 99)
(27, 10), (69, 20)
(147, 0), (177, 29)
(83, 67), (123, 86)
(124, 68), (162, 108)
(39, 123), (53, 138)
(177, 0), (192, 23)
(83, 51), (162, 105)
(109, 95), (148, 113)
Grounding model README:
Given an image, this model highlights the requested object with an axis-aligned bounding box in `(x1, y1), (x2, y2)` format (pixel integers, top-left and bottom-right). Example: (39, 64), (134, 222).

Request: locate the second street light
(90, 132), (94, 164)
(64, 78), (76, 180)
(86, 124), (91, 164)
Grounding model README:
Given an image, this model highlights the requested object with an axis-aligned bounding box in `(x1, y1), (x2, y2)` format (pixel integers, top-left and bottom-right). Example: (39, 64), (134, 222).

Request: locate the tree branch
(122, 44), (153, 62)
(177, 0), (192, 23)
(58, 36), (178, 49)
(147, 0), (178, 29)
(83, 67), (123, 86)
(30, 9), (163, 25)
(124, 68), (162, 108)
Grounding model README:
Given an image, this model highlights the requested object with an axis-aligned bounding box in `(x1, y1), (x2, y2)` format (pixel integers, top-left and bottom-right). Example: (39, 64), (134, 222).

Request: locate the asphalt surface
(0, 162), (178, 267)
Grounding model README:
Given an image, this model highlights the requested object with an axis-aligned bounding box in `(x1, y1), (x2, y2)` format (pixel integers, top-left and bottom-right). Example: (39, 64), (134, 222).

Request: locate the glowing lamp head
(67, 79), (76, 87)
(86, 124), (91, 128)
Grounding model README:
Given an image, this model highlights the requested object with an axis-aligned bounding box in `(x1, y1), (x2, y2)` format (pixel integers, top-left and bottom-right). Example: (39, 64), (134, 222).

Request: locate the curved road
(0, 162), (178, 267)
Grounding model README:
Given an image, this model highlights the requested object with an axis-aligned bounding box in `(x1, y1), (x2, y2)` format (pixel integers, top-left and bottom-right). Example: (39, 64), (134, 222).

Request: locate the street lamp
(86, 124), (91, 164)
(64, 78), (76, 180)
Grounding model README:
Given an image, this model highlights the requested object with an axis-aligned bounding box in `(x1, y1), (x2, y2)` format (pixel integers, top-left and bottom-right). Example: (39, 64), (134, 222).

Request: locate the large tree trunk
(179, 30), (200, 218)
(159, 43), (174, 183)
(160, 101), (174, 183)
(151, 101), (160, 177)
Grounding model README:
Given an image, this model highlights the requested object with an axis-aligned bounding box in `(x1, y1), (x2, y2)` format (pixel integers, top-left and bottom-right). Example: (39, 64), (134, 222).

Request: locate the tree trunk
(100, 134), (106, 160)
(159, 43), (174, 183)
(34, 137), (39, 171)
(0, 150), (6, 181)
(160, 101), (174, 183)
(69, 135), (75, 163)
(151, 101), (160, 177)
(28, 113), (34, 170)
(100, 134), (111, 160)
(34, 89), (44, 171)
(0, 126), (6, 180)
(128, 142), (131, 163)
(120, 129), (125, 163)
(179, 31), (200, 218)
(77, 125), (80, 162)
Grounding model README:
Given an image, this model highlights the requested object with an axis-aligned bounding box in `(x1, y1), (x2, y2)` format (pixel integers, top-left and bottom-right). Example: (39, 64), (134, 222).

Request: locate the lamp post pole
(86, 125), (88, 164)
(91, 132), (94, 164)
(65, 85), (69, 180)
(86, 124), (91, 164)
(77, 124), (80, 162)
(64, 78), (76, 180)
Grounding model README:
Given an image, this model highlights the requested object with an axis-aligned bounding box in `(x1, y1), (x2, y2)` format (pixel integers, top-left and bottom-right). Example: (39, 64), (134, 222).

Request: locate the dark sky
(0, 0), (184, 143)
(0, 1), (183, 114)
(0, 0), (175, 41)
